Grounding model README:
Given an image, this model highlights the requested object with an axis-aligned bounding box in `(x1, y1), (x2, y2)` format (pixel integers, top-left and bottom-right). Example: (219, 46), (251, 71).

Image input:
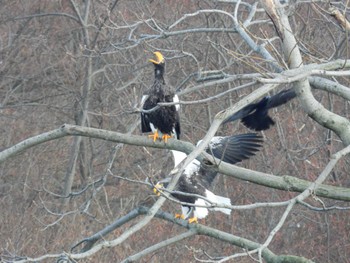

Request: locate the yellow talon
(153, 183), (162, 196)
(162, 134), (173, 143)
(148, 130), (159, 142)
(188, 217), (198, 224)
(175, 214), (185, 219)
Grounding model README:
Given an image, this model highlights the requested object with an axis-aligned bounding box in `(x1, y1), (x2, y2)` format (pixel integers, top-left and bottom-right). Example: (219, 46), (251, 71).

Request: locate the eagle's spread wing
(224, 88), (296, 131)
(200, 133), (263, 185)
(156, 133), (263, 222)
(208, 133), (263, 164)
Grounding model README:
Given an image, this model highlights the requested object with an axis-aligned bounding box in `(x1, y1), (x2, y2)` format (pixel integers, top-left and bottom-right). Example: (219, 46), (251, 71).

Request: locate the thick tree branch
(309, 76), (350, 101)
(69, 206), (313, 263)
(2, 124), (350, 201)
(120, 231), (196, 263)
(278, 4), (350, 145)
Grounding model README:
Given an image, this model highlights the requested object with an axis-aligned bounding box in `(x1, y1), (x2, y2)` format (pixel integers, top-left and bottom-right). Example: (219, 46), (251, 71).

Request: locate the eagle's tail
(205, 190), (231, 215)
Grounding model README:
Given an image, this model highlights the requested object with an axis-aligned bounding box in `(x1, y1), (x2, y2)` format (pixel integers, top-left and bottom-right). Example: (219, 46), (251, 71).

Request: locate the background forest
(1, 0), (350, 262)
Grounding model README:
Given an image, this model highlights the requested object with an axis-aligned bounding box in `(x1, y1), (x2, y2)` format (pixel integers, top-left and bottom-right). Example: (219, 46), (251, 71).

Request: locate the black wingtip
(224, 88), (296, 131)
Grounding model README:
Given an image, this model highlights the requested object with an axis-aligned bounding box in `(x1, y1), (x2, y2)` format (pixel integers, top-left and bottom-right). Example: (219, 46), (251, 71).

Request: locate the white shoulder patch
(209, 136), (223, 147)
(140, 95), (148, 107)
(173, 94), (180, 111)
(184, 159), (200, 178)
(149, 122), (156, 133)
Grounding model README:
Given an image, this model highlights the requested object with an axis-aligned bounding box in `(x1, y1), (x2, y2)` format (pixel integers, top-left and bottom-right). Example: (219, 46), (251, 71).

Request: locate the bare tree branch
(67, 206), (313, 263)
(1, 124), (350, 201)
(279, 3), (350, 145)
(120, 231), (196, 263)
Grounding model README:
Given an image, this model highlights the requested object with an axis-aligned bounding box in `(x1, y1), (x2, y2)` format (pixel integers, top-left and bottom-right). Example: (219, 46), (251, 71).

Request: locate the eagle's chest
(143, 94), (177, 133)
(173, 173), (205, 203)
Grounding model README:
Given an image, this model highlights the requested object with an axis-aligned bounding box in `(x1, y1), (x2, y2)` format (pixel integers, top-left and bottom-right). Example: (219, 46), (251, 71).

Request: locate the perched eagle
(224, 88), (296, 131)
(154, 133), (263, 223)
(141, 51), (180, 142)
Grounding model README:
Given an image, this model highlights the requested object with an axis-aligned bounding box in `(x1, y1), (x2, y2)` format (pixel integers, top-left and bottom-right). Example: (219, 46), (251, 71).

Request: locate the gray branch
(1, 124), (350, 201)
(279, 5), (350, 145)
(69, 206), (313, 263)
(120, 231), (195, 263)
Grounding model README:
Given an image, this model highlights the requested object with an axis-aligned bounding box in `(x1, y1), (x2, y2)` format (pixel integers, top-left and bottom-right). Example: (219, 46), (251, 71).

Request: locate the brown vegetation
(0, 1), (350, 262)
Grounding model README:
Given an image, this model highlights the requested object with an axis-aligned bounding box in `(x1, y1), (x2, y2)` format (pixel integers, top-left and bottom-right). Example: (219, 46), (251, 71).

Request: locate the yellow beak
(149, 51), (164, 64)
(153, 183), (163, 196)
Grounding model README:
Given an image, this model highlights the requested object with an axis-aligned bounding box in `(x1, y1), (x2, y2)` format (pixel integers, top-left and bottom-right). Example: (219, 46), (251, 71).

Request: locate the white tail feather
(194, 198), (209, 219)
(205, 190), (231, 215)
(193, 190), (231, 219)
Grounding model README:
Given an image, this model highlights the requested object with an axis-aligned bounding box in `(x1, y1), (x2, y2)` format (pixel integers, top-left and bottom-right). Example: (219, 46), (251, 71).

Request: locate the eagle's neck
(154, 63), (165, 85)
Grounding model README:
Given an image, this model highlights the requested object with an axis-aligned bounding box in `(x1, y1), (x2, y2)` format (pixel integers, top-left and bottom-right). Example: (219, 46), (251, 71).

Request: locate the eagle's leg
(188, 217), (198, 224)
(162, 133), (173, 143)
(175, 214), (185, 219)
(148, 129), (159, 142)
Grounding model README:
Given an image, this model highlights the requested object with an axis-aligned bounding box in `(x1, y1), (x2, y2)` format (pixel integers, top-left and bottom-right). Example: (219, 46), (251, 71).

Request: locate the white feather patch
(205, 190), (231, 215)
(197, 136), (224, 149)
(173, 94), (180, 111)
(171, 150), (187, 167)
(193, 190), (231, 219)
(193, 198), (209, 219)
(140, 95), (148, 107)
(209, 136), (223, 147)
(149, 123), (157, 133)
(184, 160), (200, 178)
(182, 206), (192, 219)
(172, 127), (179, 140)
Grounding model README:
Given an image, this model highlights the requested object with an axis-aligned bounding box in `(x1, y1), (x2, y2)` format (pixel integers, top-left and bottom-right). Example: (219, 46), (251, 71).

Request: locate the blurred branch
(156, 81), (257, 107)
(176, 63), (350, 102)
(68, 206), (312, 263)
(120, 231), (195, 263)
(298, 200), (350, 211)
(258, 68), (350, 84)
(258, 142), (350, 260)
(329, 5), (350, 31)
(179, 74), (261, 95)
(81, 118), (141, 213)
(219, 143), (350, 262)
(71, 207), (147, 253)
(12, 12), (79, 22)
(61, 0), (94, 206)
